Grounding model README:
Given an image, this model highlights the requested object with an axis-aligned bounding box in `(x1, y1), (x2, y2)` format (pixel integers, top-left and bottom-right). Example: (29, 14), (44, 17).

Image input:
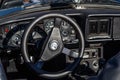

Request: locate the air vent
(89, 20), (98, 34)
(87, 18), (111, 40)
(99, 19), (109, 34)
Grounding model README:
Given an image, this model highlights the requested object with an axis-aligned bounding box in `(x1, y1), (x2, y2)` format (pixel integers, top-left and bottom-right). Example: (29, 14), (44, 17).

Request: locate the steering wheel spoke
(41, 27), (63, 61)
(62, 47), (79, 58)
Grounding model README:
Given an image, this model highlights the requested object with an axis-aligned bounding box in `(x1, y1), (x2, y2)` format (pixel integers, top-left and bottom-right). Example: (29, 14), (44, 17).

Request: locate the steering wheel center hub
(49, 40), (59, 51)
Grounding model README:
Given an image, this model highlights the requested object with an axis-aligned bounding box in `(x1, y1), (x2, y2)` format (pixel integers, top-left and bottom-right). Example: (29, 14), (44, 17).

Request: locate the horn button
(49, 40), (59, 51)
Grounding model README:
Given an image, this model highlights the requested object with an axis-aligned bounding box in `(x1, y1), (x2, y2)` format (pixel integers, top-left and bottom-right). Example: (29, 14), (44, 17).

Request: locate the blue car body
(0, 6), (24, 16)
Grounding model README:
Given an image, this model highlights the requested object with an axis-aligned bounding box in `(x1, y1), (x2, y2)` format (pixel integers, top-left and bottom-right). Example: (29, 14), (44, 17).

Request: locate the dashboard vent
(99, 19), (109, 34)
(113, 17), (120, 40)
(89, 20), (98, 34)
(87, 18), (111, 40)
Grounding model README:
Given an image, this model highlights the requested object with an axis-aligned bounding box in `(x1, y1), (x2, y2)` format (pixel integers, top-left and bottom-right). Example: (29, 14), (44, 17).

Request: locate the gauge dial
(44, 19), (54, 33)
(10, 29), (23, 46)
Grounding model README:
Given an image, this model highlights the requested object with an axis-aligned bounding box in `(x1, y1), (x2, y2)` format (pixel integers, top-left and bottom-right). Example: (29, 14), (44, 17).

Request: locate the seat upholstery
(88, 52), (120, 80)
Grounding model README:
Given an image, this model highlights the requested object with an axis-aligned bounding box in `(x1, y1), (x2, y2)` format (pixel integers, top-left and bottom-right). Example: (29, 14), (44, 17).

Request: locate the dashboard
(1, 6), (120, 79)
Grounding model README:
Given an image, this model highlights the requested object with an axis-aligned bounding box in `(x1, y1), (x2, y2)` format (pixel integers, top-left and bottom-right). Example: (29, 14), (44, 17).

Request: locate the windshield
(75, 0), (120, 4)
(30, 0), (120, 5)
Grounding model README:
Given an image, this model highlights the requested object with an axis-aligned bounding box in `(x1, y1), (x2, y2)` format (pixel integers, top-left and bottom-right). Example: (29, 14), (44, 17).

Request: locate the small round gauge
(44, 19), (54, 33)
(10, 34), (22, 46)
(8, 30), (24, 47)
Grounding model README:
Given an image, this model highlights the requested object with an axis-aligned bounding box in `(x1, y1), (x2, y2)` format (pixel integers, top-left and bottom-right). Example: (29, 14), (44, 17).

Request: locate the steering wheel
(22, 13), (84, 79)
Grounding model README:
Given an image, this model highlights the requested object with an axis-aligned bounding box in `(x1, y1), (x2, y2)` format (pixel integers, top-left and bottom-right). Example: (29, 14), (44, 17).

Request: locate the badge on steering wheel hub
(49, 40), (59, 51)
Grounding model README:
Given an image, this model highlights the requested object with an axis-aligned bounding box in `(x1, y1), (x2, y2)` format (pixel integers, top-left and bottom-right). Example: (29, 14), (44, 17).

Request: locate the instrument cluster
(44, 19), (77, 44)
(0, 19), (77, 47)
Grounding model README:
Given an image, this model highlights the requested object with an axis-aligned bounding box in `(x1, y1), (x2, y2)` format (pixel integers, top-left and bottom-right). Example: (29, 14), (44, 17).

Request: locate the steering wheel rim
(22, 13), (84, 79)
